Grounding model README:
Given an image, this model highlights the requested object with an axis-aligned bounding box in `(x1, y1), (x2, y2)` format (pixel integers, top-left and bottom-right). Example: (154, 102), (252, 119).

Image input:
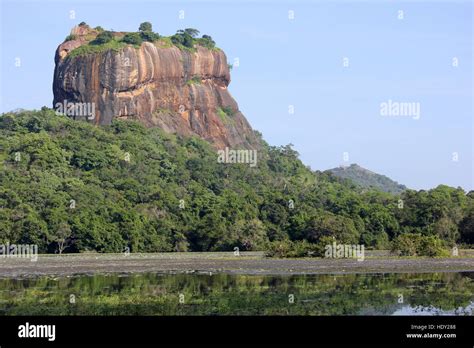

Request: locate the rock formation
(53, 26), (258, 149)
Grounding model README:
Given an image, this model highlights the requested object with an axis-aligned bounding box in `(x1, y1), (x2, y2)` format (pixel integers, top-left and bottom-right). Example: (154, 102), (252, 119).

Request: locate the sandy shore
(0, 251), (473, 278)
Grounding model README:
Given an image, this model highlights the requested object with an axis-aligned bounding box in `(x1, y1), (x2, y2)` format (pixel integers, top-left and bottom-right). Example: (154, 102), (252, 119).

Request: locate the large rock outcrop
(53, 26), (258, 149)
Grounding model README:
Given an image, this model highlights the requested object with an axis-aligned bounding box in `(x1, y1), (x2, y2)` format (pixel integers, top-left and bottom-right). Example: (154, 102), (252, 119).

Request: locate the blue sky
(1, 0), (472, 190)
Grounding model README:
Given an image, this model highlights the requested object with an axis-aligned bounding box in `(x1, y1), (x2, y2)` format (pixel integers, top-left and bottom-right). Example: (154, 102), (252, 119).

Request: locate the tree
(184, 28), (200, 38)
(171, 29), (200, 48)
(182, 34), (193, 48)
(139, 22), (153, 32)
(301, 211), (360, 244)
(215, 219), (268, 251)
(431, 216), (459, 246)
(459, 210), (474, 243)
(53, 222), (72, 254)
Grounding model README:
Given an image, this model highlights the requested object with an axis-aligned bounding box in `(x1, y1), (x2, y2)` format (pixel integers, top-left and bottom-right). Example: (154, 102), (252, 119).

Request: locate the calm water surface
(0, 272), (473, 315)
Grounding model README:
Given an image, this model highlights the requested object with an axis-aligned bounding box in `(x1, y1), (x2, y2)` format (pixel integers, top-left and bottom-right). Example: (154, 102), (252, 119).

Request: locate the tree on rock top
(139, 22), (153, 32)
(183, 28), (200, 38)
(92, 31), (113, 45)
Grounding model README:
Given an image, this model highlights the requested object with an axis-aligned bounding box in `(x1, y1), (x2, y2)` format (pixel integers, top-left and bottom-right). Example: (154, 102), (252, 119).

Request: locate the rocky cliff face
(53, 26), (258, 149)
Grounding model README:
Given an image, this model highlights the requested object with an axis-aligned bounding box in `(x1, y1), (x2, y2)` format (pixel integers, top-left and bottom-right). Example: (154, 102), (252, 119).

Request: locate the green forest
(0, 109), (473, 254)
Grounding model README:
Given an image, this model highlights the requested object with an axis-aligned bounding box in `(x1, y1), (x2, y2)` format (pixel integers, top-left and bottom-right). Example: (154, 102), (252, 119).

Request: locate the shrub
(391, 234), (422, 256)
(202, 34), (213, 40)
(197, 35), (216, 49)
(172, 232), (190, 252)
(221, 106), (234, 117)
(315, 235), (338, 257)
(170, 34), (183, 46)
(391, 234), (448, 257)
(94, 26), (104, 32)
(216, 106), (234, 122)
(419, 235), (449, 257)
(171, 31), (194, 49)
(140, 31), (160, 42)
(216, 108), (226, 122)
(122, 32), (143, 46)
(64, 34), (77, 42)
(67, 40), (126, 59)
(91, 31), (114, 45)
(264, 240), (320, 258)
(186, 76), (201, 86)
(157, 37), (173, 48)
(177, 33), (218, 50)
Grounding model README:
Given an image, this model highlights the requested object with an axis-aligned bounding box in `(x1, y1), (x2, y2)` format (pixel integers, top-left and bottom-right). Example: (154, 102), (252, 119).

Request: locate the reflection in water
(0, 272), (472, 315)
(393, 302), (474, 316)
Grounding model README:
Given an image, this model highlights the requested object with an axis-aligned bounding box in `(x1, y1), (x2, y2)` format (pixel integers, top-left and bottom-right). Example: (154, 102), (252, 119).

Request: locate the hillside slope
(0, 110), (472, 253)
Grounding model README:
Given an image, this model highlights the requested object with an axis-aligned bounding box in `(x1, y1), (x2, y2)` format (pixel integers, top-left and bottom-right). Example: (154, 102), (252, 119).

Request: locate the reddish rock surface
(53, 26), (259, 149)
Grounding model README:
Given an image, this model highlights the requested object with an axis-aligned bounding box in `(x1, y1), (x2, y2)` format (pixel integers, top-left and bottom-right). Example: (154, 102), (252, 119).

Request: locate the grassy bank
(1, 251), (473, 278)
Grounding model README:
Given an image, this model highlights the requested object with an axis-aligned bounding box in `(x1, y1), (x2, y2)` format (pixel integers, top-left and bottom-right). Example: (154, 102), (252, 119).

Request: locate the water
(0, 272), (472, 315)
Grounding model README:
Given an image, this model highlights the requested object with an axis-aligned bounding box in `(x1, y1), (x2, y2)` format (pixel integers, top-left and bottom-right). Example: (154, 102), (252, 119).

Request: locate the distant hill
(328, 164), (407, 194)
